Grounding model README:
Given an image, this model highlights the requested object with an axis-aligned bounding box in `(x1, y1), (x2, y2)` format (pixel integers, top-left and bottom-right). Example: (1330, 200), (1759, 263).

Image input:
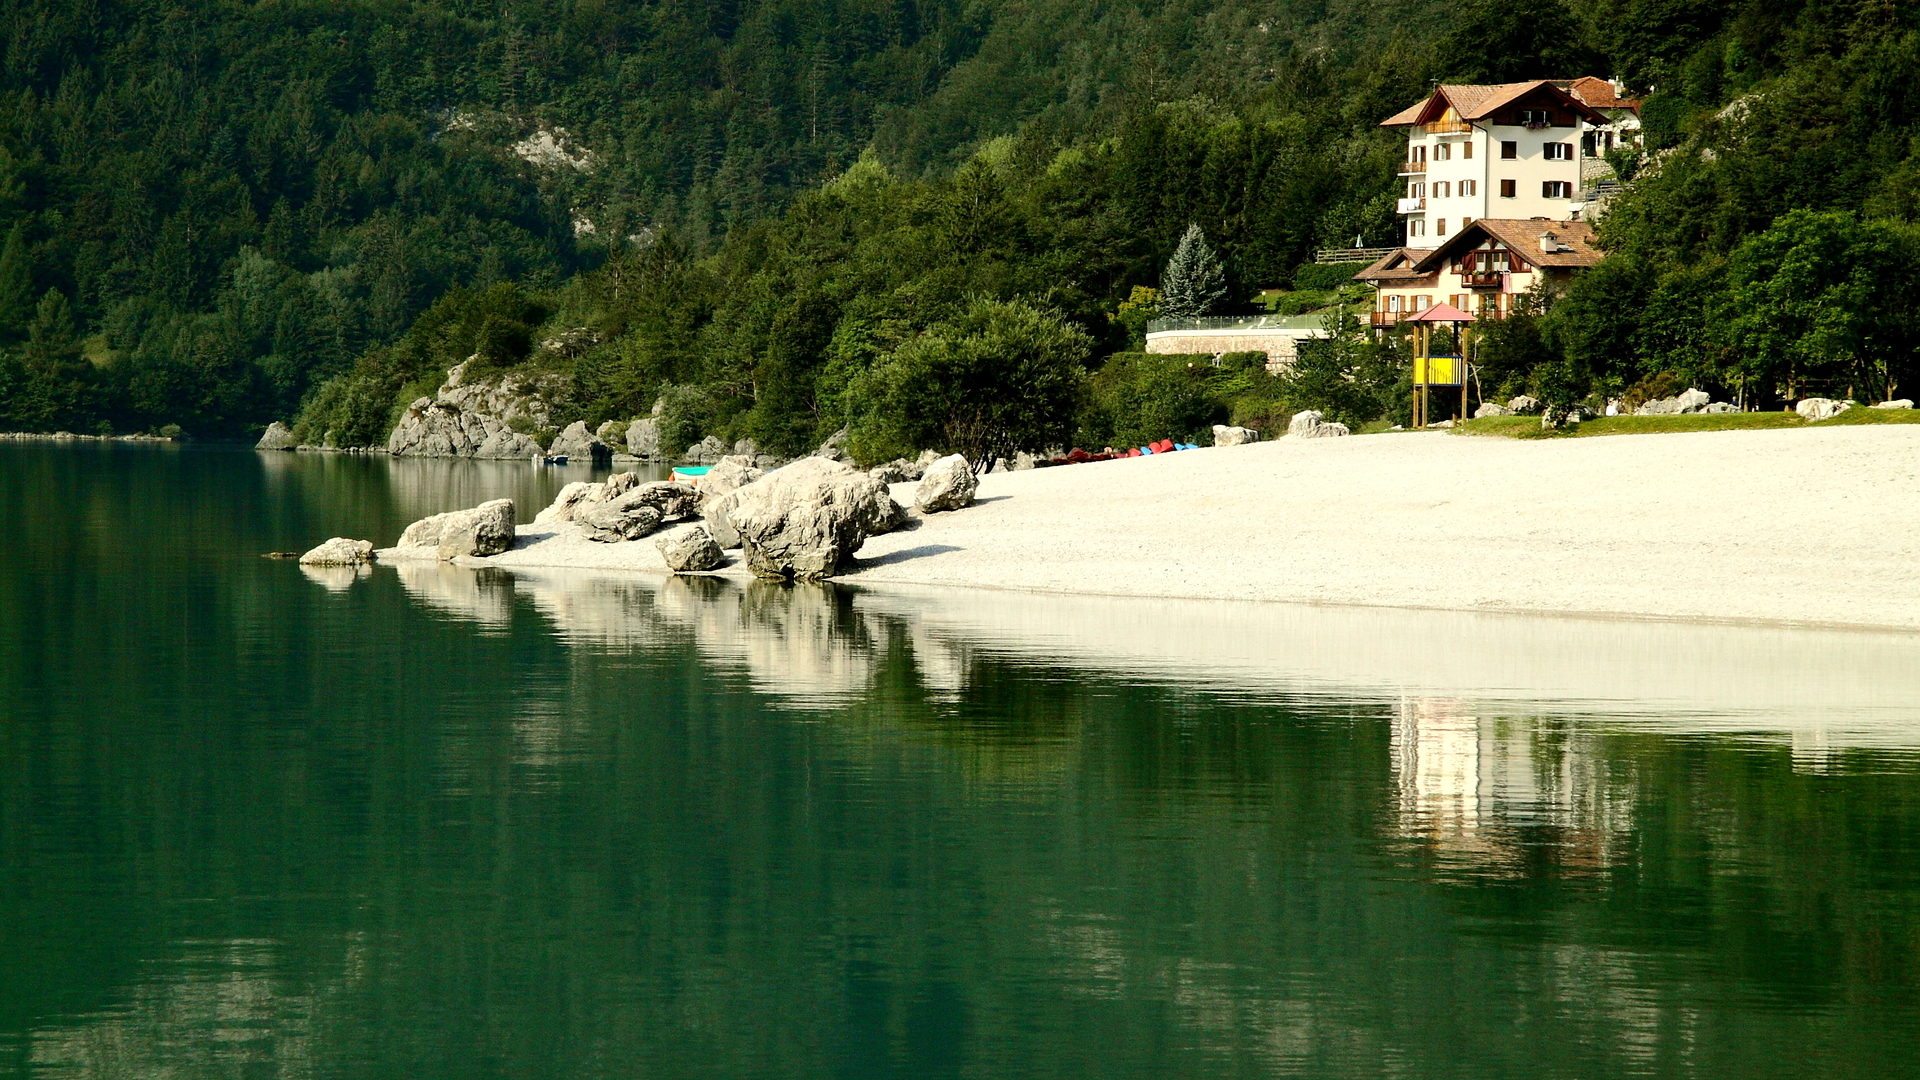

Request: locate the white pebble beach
(471, 424), (1920, 632)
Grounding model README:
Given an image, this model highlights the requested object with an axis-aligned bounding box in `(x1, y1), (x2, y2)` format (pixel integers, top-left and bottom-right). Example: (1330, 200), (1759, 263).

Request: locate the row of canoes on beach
(1045, 438), (1200, 466)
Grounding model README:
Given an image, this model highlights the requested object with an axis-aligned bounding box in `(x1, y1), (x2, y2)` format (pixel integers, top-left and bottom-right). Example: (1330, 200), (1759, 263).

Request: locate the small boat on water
(671, 466), (711, 485)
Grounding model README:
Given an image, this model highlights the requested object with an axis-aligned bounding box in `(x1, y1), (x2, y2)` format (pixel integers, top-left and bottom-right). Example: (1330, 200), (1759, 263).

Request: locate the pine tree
(0, 223), (32, 340)
(25, 288), (80, 374)
(1158, 223), (1228, 318)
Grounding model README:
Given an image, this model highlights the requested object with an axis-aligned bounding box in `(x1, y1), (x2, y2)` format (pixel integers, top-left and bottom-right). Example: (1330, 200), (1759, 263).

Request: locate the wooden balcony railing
(1425, 119), (1471, 133)
(1399, 161), (1427, 174)
(1461, 272), (1502, 288)
(1371, 311), (1405, 327)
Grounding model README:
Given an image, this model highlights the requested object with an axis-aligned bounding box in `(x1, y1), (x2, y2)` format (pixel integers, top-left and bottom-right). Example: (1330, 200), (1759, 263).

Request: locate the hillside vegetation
(0, 0), (1913, 449)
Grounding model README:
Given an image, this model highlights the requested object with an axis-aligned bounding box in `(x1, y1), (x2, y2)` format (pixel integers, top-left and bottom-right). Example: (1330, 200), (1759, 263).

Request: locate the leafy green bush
(847, 299), (1093, 466)
(1078, 353), (1233, 448)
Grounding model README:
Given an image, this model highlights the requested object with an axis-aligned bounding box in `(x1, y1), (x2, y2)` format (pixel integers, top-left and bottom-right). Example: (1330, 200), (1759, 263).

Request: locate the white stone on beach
(1796, 398), (1851, 421)
(1872, 399), (1913, 410)
(298, 537), (374, 565)
(1212, 424), (1259, 446)
(394, 499), (516, 559)
(1287, 410), (1350, 439)
(914, 454), (977, 513)
(1474, 403), (1509, 418)
(657, 524), (726, 572)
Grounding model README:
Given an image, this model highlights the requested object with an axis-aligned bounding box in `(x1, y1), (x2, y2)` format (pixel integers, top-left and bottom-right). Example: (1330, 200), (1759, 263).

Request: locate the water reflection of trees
(8, 558), (1920, 1077)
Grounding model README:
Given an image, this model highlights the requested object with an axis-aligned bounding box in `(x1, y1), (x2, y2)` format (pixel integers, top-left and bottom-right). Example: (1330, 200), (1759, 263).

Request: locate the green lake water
(3, 442), (1920, 1079)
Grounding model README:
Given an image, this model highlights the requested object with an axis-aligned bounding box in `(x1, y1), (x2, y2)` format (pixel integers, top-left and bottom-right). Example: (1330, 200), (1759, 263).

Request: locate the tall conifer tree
(0, 224), (32, 339)
(1159, 224), (1227, 318)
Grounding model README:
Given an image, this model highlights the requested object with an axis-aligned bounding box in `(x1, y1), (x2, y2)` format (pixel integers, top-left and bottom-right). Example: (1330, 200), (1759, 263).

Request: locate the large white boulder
(394, 499), (516, 559)
(1674, 388), (1712, 413)
(256, 422), (298, 450)
(1872, 399), (1914, 410)
(1211, 424), (1259, 446)
(546, 421), (611, 464)
(576, 481), (698, 542)
(914, 454), (977, 513)
(1286, 410), (1350, 439)
(719, 457), (900, 579)
(298, 537), (373, 565)
(656, 524), (726, 572)
(1506, 395), (1541, 415)
(1796, 397), (1851, 421)
(1473, 402), (1510, 418)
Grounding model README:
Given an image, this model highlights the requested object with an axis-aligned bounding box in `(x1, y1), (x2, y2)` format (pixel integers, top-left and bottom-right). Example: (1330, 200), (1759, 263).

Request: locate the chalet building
(1354, 218), (1603, 328)
(1381, 78), (1640, 241)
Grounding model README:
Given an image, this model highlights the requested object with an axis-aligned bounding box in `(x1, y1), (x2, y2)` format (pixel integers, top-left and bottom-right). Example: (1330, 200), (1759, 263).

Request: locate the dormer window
(1520, 109), (1551, 128)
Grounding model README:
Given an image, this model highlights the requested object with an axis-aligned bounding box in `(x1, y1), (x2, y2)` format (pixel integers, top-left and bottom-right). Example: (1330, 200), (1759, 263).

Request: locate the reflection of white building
(1392, 698), (1634, 872)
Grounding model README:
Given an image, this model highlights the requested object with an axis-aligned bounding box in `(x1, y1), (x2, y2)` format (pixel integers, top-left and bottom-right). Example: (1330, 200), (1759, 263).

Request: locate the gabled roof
(1409, 218), (1602, 272)
(1380, 80), (1609, 128)
(1352, 247), (1438, 283)
(1562, 76), (1640, 113)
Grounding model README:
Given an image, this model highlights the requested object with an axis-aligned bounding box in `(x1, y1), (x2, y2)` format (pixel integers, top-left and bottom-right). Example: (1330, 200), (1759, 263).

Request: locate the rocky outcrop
(1796, 397), (1851, 421)
(1474, 402), (1510, 418)
(914, 454), (977, 513)
(1211, 424), (1259, 446)
(393, 499), (517, 559)
(546, 421), (612, 465)
(657, 525), (726, 572)
(626, 418), (660, 458)
(717, 457), (900, 579)
(298, 537), (373, 565)
(698, 455), (765, 542)
(1872, 399), (1914, 410)
(388, 360), (563, 457)
(1287, 410), (1350, 439)
(256, 422), (298, 450)
(1506, 395), (1541, 415)
(680, 435), (729, 465)
(595, 419), (630, 448)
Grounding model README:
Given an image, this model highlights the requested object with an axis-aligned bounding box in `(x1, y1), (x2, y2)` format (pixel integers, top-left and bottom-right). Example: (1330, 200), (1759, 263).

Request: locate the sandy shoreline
(465, 425), (1920, 632)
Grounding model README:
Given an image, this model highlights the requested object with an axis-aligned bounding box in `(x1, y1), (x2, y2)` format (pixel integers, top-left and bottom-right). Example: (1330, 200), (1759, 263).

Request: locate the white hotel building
(1380, 78), (1639, 243)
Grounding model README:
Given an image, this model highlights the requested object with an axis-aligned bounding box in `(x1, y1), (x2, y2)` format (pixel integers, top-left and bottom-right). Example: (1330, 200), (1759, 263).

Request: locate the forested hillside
(0, 0), (1914, 444)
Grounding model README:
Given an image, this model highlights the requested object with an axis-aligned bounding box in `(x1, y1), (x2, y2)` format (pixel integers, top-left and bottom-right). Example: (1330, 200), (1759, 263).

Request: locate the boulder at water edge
(914, 454), (977, 513)
(1211, 424), (1259, 446)
(1286, 410), (1350, 439)
(394, 499), (516, 559)
(298, 537), (374, 565)
(1796, 398), (1851, 421)
(719, 457), (900, 580)
(256, 422), (298, 450)
(546, 421), (612, 465)
(657, 525), (726, 572)
(697, 456), (766, 548)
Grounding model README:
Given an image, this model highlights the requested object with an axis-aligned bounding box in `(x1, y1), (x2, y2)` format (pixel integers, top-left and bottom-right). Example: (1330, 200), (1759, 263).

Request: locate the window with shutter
(1463, 141), (1473, 159)
(1500, 179), (1516, 197)
(1436, 219), (1447, 236)
(1501, 140), (1518, 159)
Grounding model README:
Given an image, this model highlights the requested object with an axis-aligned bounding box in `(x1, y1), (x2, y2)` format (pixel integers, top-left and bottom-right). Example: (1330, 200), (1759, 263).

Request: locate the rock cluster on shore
(386, 360), (560, 458)
(393, 499), (517, 559)
(1287, 410), (1350, 439)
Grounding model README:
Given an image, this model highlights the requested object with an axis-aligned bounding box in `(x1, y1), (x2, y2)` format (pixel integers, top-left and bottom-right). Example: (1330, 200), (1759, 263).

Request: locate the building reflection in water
(1392, 697), (1635, 877)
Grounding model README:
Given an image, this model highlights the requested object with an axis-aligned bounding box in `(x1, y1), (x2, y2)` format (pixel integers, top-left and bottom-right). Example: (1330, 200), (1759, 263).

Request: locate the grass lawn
(1456, 406), (1920, 439)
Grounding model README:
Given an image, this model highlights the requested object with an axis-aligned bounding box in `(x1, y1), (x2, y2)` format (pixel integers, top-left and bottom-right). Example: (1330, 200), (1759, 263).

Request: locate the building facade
(1380, 79), (1638, 242)
(1354, 218), (1602, 328)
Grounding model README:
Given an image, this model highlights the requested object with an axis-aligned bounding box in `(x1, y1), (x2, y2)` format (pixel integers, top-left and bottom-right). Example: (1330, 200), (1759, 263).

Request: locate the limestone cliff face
(387, 361), (562, 458)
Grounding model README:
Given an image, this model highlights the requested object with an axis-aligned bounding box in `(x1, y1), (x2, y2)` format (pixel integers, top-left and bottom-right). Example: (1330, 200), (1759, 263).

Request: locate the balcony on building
(1397, 197), (1427, 213)
(1461, 271), (1502, 288)
(1399, 160), (1427, 175)
(1425, 119), (1471, 134)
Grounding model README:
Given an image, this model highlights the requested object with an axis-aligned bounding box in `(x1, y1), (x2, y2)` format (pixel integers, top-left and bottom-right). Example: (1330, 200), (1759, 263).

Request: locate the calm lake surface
(4, 442), (1920, 1079)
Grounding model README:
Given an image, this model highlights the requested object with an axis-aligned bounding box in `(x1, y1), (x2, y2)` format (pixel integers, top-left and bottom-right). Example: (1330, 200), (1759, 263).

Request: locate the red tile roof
(1380, 80), (1609, 127)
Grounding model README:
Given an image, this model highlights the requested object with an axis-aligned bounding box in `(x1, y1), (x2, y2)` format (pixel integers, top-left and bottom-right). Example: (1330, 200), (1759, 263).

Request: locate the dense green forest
(0, 0), (1914, 448)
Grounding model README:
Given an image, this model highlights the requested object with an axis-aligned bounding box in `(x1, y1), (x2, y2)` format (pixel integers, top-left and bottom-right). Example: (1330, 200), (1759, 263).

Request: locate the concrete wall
(1143, 328), (1325, 370)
